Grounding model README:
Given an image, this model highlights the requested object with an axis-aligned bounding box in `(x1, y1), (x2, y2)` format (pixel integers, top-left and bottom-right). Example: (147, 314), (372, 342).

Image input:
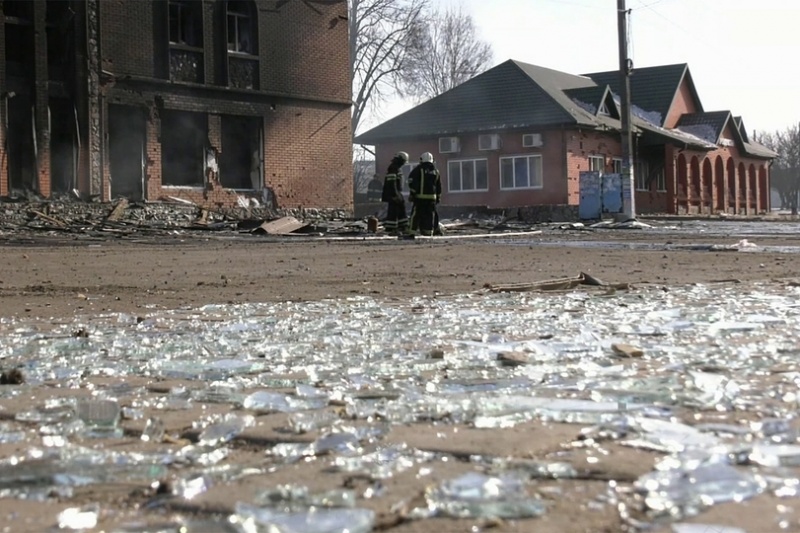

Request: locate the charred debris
(0, 196), (546, 241)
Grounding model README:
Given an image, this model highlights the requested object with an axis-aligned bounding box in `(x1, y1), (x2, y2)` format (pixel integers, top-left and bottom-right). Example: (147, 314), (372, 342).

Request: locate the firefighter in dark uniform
(381, 151), (409, 235)
(407, 152), (442, 236)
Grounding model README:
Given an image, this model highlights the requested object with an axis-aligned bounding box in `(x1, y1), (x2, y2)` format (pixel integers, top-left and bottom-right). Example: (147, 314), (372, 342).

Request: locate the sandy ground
(1, 230), (798, 319)
(1, 228), (800, 532)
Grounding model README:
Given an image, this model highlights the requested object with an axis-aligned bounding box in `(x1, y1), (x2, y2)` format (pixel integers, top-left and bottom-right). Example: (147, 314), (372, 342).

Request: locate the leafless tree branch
(395, 5), (493, 104)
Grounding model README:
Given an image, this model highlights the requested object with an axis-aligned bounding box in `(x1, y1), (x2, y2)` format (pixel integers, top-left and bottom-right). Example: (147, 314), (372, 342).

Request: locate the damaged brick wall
(87, 0), (103, 197)
(264, 103), (352, 210)
(0, 6), (6, 198)
(1, 0), (352, 210)
(31, 1), (49, 196)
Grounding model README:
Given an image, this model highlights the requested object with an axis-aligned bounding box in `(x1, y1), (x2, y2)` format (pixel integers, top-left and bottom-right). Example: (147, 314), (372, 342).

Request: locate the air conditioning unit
(522, 133), (543, 148)
(439, 136), (460, 154)
(478, 133), (501, 151)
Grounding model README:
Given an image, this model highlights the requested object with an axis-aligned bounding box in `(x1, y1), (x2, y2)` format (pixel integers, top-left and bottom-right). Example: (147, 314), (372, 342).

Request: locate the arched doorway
(738, 162), (747, 213)
(748, 164), (757, 213)
(714, 156), (725, 212)
(677, 154), (688, 213)
(726, 158), (736, 213)
(690, 156), (701, 212)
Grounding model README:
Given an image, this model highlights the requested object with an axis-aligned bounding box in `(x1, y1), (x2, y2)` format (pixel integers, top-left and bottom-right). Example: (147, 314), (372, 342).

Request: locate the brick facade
(0, 0), (352, 210)
(370, 73), (771, 216)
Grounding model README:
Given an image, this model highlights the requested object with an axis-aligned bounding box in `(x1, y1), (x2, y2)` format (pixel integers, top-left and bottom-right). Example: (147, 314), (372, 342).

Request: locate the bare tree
(349, 0), (428, 136)
(762, 124), (800, 214)
(396, 5), (493, 103)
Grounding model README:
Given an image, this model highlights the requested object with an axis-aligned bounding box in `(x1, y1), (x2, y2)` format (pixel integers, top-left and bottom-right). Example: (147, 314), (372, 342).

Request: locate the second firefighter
(407, 152), (442, 236)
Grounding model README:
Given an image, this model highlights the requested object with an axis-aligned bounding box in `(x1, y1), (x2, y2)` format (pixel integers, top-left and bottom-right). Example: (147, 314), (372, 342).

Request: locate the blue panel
(602, 173), (623, 214)
(579, 171), (601, 220)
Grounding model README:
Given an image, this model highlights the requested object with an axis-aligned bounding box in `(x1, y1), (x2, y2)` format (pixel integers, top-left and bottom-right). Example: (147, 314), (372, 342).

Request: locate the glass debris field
(1, 280), (800, 532)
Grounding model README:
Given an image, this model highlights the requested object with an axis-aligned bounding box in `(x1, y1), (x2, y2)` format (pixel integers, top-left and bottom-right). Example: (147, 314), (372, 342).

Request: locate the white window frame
(499, 154), (543, 190)
(656, 168), (667, 192)
(447, 158), (489, 193)
(589, 155), (605, 174)
(612, 158), (623, 175)
(635, 161), (649, 191)
(598, 101), (610, 116)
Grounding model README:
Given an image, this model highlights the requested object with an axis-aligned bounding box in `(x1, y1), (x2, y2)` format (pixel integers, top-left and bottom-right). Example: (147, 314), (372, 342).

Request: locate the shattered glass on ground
(2, 281), (800, 531)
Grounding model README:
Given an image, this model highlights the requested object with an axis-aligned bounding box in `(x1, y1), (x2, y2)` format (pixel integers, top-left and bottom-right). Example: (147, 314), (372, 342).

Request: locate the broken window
(108, 105), (146, 200)
(219, 115), (262, 190)
(5, 92), (36, 192)
(46, 0), (75, 81)
(160, 110), (207, 187)
(49, 99), (79, 194)
(168, 0), (204, 83)
(226, 0), (259, 90)
(4, 1), (34, 78)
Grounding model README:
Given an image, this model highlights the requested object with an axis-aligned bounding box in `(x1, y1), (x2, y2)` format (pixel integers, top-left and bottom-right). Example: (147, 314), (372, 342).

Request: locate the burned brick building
(0, 0), (352, 209)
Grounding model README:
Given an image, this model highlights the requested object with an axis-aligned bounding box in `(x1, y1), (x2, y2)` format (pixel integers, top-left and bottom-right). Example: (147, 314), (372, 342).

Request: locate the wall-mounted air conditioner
(439, 136), (460, 154)
(522, 133), (543, 148)
(478, 133), (501, 151)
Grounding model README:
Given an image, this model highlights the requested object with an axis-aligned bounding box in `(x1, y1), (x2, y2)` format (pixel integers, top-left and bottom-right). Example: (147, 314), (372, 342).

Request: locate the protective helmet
(395, 151), (409, 163)
(420, 152), (434, 163)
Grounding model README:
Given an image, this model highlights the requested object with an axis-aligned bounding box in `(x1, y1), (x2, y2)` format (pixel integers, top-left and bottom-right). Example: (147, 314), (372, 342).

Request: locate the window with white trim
(500, 155), (543, 190)
(589, 155), (604, 174)
(655, 168), (667, 192)
(635, 161), (648, 191)
(612, 158), (622, 175)
(447, 159), (488, 192)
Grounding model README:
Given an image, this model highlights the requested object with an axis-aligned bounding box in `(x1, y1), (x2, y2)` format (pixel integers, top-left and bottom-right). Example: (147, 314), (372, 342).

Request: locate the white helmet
(420, 152), (434, 164)
(395, 151), (409, 163)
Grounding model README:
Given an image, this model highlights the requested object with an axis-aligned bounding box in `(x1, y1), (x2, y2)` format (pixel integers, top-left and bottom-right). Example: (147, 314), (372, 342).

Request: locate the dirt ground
(1, 228), (800, 532)
(1, 230), (798, 319)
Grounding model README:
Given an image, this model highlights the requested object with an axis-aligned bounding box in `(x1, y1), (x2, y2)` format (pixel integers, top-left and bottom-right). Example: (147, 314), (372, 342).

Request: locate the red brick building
(0, 0), (352, 210)
(355, 60), (775, 216)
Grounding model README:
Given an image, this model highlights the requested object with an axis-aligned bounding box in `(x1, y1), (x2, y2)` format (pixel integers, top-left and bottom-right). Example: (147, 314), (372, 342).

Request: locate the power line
(631, 0), (724, 56)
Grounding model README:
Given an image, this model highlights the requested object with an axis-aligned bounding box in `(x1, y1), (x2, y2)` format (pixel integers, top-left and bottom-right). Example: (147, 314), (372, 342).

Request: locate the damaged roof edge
(110, 74), (353, 108)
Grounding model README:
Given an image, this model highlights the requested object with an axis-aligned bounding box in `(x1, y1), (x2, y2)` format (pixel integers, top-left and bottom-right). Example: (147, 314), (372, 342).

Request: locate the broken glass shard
(635, 462), (764, 519)
(197, 414), (254, 447)
(749, 444), (800, 467)
(141, 417), (165, 443)
(254, 485), (356, 509)
(57, 504), (99, 530)
(233, 502), (375, 533)
(421, 472), (546, 519)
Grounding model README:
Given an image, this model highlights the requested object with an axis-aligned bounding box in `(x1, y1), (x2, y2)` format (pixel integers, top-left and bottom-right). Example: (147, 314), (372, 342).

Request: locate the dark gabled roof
(733, 116), (750, 142)
(675, 111), (732, 144)
(564, 85), (619, 119)
(583, 63), (700, 127)
(676, 111), (776, 158)
(355, 60), (604, 144)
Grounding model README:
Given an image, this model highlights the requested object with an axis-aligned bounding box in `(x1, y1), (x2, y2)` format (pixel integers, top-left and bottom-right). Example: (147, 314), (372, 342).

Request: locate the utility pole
(617, 0), (636, 220)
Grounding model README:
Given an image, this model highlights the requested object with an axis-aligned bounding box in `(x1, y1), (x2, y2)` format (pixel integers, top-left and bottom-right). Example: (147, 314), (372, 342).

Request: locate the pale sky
(359, 0), (800, 137)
